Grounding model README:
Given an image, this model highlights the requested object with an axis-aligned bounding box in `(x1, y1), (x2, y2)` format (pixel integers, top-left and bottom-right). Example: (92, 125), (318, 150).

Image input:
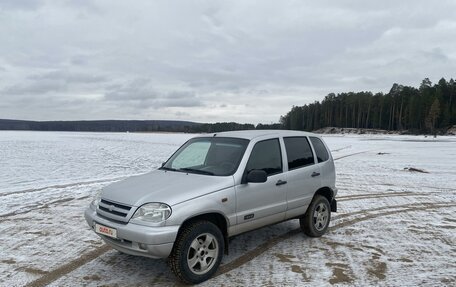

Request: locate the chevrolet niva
(85, 130), (337, 284)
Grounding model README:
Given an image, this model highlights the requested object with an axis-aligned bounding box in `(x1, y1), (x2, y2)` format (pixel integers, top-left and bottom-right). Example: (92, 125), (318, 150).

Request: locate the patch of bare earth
(325, 262), (354, 284)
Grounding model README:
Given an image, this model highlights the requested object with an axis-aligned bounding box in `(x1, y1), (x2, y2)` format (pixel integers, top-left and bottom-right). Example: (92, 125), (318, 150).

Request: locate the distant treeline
(192, 122), (282, 133)
(2, 78), (455, 134)
(0, 119), (200, 132)
(280, 78), (456, 133)
(0, 119), (281, 133)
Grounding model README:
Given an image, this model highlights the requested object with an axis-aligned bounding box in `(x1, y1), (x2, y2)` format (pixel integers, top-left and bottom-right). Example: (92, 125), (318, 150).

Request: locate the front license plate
(95, 223), (117, 239)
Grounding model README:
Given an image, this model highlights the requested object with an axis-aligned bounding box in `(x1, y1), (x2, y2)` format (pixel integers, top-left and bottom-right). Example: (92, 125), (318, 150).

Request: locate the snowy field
(0, 131), (455, 287)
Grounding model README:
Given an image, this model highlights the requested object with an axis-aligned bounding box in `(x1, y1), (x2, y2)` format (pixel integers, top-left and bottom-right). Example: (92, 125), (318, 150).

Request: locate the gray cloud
(3, 81), (65, 96)
(1, 70), (107, 96)
(1, 0), (455, 123)
(103, 79), (204, 109)
(0, 0), (44, 11)
(28, 70), (107, 83)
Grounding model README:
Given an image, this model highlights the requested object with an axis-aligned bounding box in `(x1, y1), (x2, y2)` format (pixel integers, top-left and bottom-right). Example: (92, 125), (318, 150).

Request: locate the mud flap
(224, 234), (229, 255)
(330, 199), (337, 212)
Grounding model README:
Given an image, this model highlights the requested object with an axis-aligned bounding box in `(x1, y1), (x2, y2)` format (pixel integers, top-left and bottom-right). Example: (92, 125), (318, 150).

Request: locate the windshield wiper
(159, 166), (178, 172)
(179, 168), (214, 176)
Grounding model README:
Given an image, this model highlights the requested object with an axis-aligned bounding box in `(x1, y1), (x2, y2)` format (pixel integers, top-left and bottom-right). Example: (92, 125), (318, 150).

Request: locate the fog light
(139, 243), (147, 250)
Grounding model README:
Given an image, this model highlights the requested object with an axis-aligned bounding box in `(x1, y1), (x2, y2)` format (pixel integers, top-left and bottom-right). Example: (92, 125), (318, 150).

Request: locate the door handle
(276, 180), (287, 186)
(311, 172), (320, 177)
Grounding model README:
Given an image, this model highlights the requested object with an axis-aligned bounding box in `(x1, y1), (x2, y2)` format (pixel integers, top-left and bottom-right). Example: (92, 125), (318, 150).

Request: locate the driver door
(234, 138), (287, 234)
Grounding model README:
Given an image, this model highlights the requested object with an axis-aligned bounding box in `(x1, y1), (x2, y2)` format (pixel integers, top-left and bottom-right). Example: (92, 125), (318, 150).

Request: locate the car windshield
(161, 137), (249, 176)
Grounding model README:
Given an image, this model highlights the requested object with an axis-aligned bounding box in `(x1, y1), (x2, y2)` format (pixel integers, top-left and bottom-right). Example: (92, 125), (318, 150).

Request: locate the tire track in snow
(337, 191), (414, 199)
(334, 201), (448, 221)
(333, 150), (372, 160)
(25, 245), (111, 287)
(25, 201), (455, 286)
(215, 202), (456, 277)
(0, 196), (87, 220)
(0, 177), (127, 197)
(332, 203), (455, 229)
(331, 145), (352, 152)
(336, 191), (430, 202)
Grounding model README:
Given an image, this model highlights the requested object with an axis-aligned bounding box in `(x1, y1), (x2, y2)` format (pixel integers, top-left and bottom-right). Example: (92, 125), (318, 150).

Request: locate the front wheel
(168, 221), (224, 284)
(300, 195), (331, 237)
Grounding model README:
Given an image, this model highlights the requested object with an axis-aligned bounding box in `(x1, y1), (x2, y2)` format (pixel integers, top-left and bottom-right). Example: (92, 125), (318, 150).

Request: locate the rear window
(283, 137), (314, 170)
(310, 137), (329, 163)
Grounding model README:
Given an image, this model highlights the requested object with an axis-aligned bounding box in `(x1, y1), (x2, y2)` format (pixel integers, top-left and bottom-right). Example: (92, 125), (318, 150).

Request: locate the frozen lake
(0, 131), (455, 286)
(0, 131), (193, 195)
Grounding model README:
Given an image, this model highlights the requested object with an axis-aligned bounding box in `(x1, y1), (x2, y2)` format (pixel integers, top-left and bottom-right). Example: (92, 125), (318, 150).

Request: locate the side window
(284, 137), (314, 170)
(246, 139), (282, 176)
(310, 137), (329, 163)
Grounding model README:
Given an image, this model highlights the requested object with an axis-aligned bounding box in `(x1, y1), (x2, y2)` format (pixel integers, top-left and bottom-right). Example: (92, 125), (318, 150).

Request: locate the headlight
(90, 192), (101, 210)
(132, 203), (172, 222)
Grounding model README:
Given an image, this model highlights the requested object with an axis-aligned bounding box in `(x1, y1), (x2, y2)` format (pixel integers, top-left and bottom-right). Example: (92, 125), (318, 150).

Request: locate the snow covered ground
(0, 131), (455, 286)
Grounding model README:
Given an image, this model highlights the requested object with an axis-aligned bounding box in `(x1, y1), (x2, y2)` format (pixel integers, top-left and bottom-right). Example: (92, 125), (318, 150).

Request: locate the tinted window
(246, 139), (282, 176)
(310, 137), (329, 163)
(284, 137), (314, 170)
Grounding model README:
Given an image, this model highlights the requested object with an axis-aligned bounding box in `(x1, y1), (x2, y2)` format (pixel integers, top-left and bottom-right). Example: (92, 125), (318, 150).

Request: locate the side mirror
(246, 169), (267, 183)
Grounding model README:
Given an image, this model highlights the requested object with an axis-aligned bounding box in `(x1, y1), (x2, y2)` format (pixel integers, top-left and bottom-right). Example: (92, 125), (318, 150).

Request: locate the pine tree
(426, 98), (441, 134)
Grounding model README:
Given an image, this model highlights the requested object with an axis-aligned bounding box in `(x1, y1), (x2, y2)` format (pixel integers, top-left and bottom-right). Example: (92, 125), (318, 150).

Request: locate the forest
(280, 78), (456, 133)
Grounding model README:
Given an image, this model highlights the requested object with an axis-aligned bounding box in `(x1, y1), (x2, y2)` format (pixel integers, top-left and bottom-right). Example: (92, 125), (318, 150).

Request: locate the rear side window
(310, 137), (329, 163)
(284, 137), (314, 170)
(246, 139), (282, 176)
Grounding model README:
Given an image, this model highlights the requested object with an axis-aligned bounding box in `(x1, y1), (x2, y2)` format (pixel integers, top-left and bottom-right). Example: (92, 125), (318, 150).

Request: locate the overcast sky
(1, 0), (455, 124)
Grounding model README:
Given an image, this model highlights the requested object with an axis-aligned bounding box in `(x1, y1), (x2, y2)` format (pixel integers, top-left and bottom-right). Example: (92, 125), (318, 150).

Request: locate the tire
(168, 221), (224, 284)
(300, 195), (331, 237)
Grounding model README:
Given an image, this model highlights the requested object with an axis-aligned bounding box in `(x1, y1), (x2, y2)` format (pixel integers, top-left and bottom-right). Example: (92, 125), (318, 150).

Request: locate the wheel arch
(314, 186), (333, 201)
(313, 186), (337, 212)
(178, 212), (229, 255)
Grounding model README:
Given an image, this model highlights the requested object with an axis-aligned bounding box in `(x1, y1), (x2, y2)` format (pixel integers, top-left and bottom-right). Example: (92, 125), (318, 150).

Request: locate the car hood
(101, 170), (235, 207)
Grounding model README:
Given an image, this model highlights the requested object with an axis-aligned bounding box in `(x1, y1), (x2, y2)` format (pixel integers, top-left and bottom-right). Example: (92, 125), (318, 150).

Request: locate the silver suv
(85, 130), (337, 284)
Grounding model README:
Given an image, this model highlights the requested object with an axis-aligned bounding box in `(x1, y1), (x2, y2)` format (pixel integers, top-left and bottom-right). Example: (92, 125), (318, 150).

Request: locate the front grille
(97, 198), (132, 221)
(99, 205), (128, 217)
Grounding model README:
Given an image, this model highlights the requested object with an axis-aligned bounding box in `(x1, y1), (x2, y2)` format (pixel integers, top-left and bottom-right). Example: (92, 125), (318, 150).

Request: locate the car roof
(195, 129), (319, 140)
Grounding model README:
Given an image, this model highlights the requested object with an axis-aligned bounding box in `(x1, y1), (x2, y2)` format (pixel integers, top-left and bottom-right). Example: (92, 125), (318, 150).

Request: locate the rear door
(235, 138), (287, 234)
(283, 136), (322, 219)
(309, 136), (335, 190)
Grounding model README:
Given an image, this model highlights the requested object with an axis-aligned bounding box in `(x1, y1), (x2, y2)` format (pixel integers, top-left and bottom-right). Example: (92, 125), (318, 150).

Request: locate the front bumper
(84, 208), (179, 258)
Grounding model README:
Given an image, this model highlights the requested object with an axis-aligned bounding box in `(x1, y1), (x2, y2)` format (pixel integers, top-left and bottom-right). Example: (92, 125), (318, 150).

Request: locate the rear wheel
(168, 221), (224, 284)
(300, 195), (331, 237)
